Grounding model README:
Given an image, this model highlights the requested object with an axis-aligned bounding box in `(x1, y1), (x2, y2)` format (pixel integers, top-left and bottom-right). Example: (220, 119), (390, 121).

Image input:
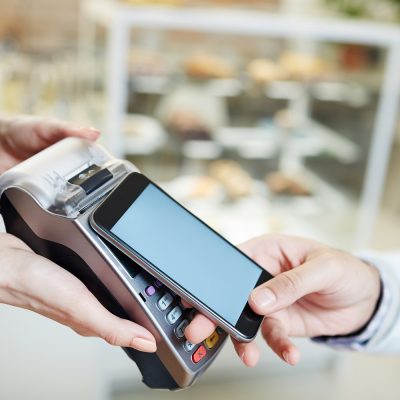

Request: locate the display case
(78, 0), (400, 251)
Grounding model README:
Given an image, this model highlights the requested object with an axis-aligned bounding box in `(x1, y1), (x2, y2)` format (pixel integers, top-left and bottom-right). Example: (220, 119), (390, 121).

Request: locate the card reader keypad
(158, 293), (174, 311)
(184, 340), (196, 352)
(175, 319), (189, 339)
(167, 306), (183, 325)
(192, 345), (207, 364)
(130, 270), (227, 370)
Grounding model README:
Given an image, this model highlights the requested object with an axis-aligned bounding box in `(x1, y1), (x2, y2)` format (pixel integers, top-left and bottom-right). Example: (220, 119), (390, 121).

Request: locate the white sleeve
(356, 251), (400, 353)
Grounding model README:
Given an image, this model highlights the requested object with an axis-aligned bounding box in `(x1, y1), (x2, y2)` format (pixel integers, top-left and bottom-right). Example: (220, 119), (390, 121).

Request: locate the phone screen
(110, 183), (263, 326)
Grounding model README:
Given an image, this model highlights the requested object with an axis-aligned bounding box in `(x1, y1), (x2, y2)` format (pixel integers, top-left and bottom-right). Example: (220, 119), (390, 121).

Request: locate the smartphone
(90, 172), (272, 342)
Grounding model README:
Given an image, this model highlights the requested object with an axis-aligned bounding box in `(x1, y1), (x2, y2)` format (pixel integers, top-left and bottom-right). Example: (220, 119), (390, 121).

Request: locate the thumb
(249, 258), (333, 315)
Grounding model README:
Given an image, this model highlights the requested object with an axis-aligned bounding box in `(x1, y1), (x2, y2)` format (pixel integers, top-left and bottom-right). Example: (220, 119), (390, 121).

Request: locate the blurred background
(1, 0), (400, 399)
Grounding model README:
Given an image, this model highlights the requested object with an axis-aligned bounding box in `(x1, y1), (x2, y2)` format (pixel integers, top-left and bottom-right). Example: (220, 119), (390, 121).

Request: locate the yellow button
(205, 331), (219, 349)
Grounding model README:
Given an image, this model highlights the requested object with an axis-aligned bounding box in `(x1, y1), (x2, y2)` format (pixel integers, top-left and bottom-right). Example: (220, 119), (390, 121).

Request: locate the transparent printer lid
(0, 138), (137, 217)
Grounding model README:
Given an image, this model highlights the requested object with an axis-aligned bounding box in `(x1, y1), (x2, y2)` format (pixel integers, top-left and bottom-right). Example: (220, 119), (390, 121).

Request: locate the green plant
(325, 0), (400, 20)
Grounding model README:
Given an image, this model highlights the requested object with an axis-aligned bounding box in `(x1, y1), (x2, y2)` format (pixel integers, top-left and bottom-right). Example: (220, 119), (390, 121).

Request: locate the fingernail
(282, 350), (290, 363)
(250, 288), (276, 309)
(78, 126), (99, 134)
(239, 350), (246, 363)
(87, 128), (100, 135)
(283, 350), (298, 365)
(131, 337), (157, 352)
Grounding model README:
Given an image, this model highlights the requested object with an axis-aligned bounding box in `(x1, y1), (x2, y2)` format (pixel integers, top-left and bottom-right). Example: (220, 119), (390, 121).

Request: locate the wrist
(343, 276), (383, 339)
(312, 265), (384, 348)
(0, 233), (28, 304)
(0, 117), (18, 173)
(0, 245), (14, 305)
(0, 116), (13, 136)
(335, 261), (382, 338)
(360, 262), (382, 328)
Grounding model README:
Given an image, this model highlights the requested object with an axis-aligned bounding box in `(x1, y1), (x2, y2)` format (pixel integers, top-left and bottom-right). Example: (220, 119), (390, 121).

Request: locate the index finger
(38, 119), (100, 143)
(184, 313), (217, 344)
(231, 337), (260, 368)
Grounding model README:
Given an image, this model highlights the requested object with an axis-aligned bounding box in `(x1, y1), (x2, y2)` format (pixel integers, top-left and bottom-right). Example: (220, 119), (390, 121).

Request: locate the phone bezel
(91, 172), (272, 341)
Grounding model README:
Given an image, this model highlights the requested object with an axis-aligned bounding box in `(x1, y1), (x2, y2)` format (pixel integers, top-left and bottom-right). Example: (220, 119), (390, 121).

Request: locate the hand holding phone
(91, 173), (272, 342)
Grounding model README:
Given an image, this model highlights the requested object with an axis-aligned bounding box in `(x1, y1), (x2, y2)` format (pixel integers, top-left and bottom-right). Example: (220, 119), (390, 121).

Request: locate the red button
(192, 345), (207, 363)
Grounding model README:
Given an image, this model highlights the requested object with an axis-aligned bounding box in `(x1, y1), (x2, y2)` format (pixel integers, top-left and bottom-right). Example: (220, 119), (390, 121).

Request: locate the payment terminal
(0, 138), (227, 390)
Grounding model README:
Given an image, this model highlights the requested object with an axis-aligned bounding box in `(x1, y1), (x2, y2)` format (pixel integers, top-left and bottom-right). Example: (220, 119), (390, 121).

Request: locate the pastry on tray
(266, 171), (312, 197)
(209, 160), (253, 199)
(184, 52), (235, 80)
(246, 58), (286, 83)
(279, 52), (330, 81)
